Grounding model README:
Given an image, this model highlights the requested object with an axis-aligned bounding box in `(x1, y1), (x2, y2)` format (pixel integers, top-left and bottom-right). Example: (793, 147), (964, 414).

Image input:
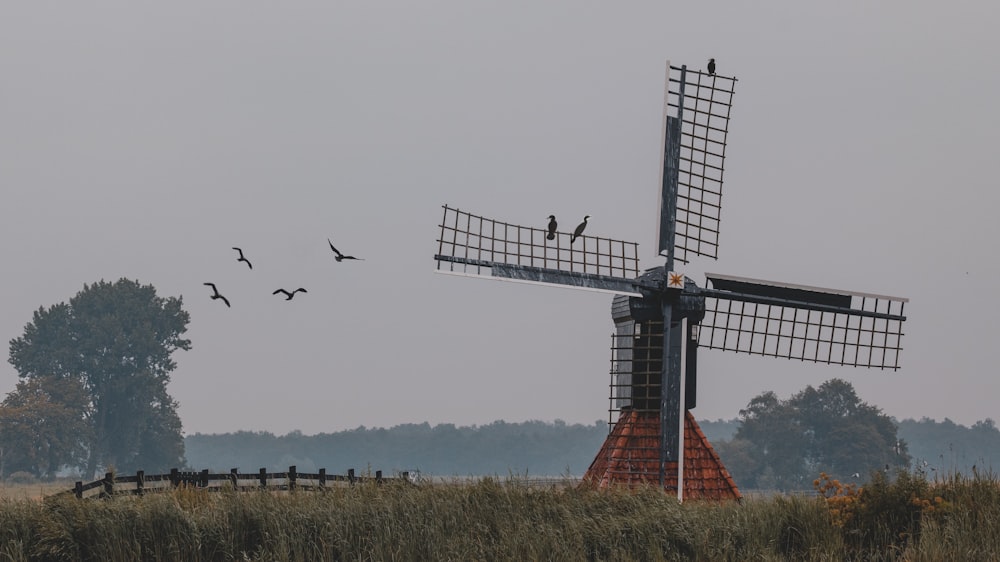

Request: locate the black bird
(203, 282), (231, 307)
(571, 215), (590, 244)
(232, 247), (253, 269)
(707, 58), (716, 76)
(546, 215), (557, 240)
(328, 239), (363, 262)
(273, 288), (307, 300)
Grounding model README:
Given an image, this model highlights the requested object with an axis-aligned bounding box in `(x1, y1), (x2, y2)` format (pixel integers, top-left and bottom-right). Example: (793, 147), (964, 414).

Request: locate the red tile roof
(582, 409), (742, 501)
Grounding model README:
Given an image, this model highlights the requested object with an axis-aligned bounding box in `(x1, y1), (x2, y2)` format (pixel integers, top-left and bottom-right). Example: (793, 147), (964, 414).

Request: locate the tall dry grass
(0, 479), (75, 501)
(1, 472), (999, 561)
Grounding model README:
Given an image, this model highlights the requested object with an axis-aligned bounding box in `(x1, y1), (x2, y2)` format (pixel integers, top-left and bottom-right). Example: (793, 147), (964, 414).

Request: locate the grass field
(0, 479), (76, 501)
(1, 471), (998, 561)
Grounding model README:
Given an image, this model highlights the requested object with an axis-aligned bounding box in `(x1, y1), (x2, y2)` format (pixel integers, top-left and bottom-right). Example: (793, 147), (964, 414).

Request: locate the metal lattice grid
(435, 205), (640, 279)
(699, 295), (906, 369)
(665, 65), (737, 263)
(609, 319), (665, 420)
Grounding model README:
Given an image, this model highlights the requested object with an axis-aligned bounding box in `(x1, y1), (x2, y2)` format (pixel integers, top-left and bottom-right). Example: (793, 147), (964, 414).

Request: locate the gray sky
(2, 2), (997, 436)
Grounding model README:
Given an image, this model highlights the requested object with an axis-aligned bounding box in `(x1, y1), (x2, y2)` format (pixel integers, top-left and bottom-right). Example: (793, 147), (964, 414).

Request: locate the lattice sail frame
(435, 205), (642, 295)
(610, 319), (666, 414)
(659, 63), (738, 264)
(699, 273), (907, 370)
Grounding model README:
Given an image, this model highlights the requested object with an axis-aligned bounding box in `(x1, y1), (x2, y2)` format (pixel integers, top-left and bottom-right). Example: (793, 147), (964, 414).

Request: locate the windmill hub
(618, 267), (706, 325)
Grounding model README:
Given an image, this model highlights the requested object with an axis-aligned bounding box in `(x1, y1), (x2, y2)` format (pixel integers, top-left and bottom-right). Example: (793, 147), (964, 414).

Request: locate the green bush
(843, 470), (934, 555)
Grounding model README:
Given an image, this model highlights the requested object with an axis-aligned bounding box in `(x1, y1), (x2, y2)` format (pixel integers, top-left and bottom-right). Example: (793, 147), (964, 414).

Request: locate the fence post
(170, 468), (179, 488)
(288, 465), (297, 491)
(348, 468), (355, 486)
(376, 470), (383, 485)
(259, 467), (267, 489)
(230, 468), (239, 489)
(136, 470), (144, 496)
(74, 481), (83, 499)
(103, 472), (114, 496)
(319, 468), (327, 488)
(200, 469), (209, 488)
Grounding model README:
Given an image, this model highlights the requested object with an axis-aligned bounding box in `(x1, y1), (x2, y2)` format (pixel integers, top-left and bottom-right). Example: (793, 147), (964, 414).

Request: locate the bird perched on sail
(232, 247), (253, 269)
(707, 58), (716, 76)
(571, 215), (590, 244)
(328, 239), (363, 262)
(546, 215), (557, 240)
(203, 283), (231, 307)
(273, 288), (307, 300)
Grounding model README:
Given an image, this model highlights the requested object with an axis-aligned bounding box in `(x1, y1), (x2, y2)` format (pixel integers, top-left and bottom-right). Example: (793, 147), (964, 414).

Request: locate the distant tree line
(184, 419), (609, 477)
(185, 382), (1000, 492)
(896, 417), (1000, 476)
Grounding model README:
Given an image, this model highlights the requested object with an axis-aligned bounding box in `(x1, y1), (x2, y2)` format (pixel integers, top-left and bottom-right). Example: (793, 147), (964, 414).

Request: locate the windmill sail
(699, 273), (907, 370)
(434, 205), (644, 296)
(657, 63), (738, 264)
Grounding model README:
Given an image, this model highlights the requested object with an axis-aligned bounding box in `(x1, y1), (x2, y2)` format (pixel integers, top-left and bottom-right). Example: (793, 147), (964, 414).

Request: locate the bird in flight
(232, 247), (253, 269)
(273, 288), (307, 300)
(546, 215), (557, 240)
(571, 215), (590, 244)
(203, 283), (231, 307)
(328, 239), (363, 262)
(707, 58), (716, 76)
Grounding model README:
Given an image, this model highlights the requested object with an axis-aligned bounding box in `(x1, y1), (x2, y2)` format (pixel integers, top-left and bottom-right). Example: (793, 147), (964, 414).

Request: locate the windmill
(433, 62), (907, 500)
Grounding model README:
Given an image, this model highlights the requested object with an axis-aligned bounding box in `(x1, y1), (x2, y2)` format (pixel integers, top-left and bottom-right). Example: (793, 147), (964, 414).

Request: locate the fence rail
(63, 466), (411, 499)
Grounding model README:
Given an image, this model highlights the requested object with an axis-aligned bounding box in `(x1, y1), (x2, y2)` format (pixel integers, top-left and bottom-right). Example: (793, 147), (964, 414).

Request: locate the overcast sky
(2, 2), (997, 437)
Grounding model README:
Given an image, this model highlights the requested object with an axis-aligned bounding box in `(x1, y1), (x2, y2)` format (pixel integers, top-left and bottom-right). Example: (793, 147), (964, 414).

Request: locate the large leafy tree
(0, 375), (92, 479)
(8, 278), (191, 477)
(721, 379), (910, 491)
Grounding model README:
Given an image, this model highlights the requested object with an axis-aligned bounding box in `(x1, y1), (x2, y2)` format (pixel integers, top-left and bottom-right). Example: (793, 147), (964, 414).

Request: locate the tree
(726, 379), (909, 491)
(733, 391), (810, 490)
(8, 278), (191, 476)
(0, 375), (92, 479)
(792, 379), (908, 478)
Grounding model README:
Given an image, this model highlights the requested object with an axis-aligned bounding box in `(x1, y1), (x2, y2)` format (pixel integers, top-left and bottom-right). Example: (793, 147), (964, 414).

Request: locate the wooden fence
(65, 466), (411, 499)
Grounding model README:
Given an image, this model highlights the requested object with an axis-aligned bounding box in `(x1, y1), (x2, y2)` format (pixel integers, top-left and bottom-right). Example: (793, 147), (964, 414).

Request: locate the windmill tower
(433, 61), (907, 500)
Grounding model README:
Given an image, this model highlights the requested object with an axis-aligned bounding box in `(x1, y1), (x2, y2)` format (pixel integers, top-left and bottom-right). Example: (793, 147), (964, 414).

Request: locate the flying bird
(273, 288), (307, 300)
(707, 58), (716, 76)
(232, 247), (253, 269)
(546, 215), (557, 240)
(328, 239), (363, 262)
(571, 215), (590, 244)
(203, 283), (231, 308)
